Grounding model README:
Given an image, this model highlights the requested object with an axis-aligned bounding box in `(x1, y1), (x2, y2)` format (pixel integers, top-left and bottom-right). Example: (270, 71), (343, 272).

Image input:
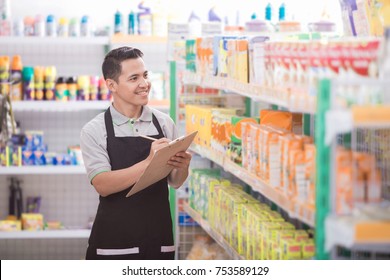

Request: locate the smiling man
(80, 47), (192, 260)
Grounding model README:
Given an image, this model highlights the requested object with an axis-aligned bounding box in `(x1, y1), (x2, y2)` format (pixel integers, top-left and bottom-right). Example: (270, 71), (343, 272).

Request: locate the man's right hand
(145, 138), (170, 163)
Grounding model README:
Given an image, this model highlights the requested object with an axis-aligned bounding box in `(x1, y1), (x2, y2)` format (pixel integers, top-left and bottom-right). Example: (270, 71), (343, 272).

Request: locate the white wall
(8, 0), (343, 33)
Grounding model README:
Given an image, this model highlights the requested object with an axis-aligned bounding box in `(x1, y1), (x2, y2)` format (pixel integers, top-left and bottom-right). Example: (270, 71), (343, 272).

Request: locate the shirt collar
(110, 104), (153, 126)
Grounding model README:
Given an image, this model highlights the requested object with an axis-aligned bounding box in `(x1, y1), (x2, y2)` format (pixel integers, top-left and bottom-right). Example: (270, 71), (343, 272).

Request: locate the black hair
(102, 47), (144, 82)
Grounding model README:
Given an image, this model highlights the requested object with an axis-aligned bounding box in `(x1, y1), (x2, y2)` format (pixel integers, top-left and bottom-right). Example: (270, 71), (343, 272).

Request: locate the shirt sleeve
(164, 115), (178, 140)
(80, 126), (111, 183)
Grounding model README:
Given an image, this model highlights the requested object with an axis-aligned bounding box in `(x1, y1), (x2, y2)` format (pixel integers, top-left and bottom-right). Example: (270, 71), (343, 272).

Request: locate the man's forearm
(168, 168), (189, 189)
(91, 159), (150, 197)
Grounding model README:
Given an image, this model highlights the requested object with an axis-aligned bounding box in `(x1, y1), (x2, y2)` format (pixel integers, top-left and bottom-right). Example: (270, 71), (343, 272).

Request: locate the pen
(139, 135), (157, 141)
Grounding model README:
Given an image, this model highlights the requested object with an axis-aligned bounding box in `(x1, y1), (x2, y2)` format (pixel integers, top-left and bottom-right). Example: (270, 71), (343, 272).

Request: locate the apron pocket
(97, 247), (140, 256)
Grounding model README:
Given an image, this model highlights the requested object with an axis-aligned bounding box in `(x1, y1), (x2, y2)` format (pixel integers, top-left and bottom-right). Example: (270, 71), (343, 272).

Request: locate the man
(80, 46), (192, 260)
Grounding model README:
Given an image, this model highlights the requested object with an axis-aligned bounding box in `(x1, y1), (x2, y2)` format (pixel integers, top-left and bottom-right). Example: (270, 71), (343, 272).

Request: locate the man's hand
(167, 151), (192, 170)
(145, 138), (170, 163)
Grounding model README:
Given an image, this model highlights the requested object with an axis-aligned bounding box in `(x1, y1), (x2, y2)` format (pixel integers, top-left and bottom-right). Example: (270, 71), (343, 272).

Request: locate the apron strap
(152, 114), (164, 137)
(105, 107), (164, 138)
(104, 108), (115, 138)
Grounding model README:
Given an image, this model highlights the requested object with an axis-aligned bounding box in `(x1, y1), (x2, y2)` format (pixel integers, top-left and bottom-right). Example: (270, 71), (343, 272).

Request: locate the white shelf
(0, 36), (109, 45)
(183, 203), (244, 260)
(182, 72), (315, 114)
(0, 229), (90, 239)
(190, 144), (315, 227)
(12, 101), (110, 112)
(11, 100), (169, 112)
(0, 166), (86, 175)
(325, 215), (390, 253)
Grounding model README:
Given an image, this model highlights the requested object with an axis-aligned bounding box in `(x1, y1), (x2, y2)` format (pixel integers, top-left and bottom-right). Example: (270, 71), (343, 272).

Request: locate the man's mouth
(135, 90), (149, 96)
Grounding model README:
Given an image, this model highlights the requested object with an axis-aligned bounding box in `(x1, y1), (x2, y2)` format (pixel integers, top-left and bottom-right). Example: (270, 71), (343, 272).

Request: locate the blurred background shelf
(183, 202), (244, 260)
(0, 229), (90, 239)
(0, 166), (86, 175)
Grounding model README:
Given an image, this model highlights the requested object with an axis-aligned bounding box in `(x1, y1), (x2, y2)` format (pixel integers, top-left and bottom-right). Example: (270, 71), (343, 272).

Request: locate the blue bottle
(265, 3), (272, 21)
(114, 10), (123, 34)
(279, 3), (285, 21)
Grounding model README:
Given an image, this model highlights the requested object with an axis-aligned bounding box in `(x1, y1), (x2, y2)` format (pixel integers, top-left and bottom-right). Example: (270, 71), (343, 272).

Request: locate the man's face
(111, 57), (151, 107)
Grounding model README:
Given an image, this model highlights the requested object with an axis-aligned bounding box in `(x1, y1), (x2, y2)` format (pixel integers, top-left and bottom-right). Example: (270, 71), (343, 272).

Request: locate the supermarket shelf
(11, 99), (169, 112)
(0, 166), (86, 175)
(325, 216), (390, 253)
(189, 144), (315, 227)
(12, 101), (110, 112)
(111, 34), (167, 44)
(189, 144), (224, 167)
(0, 36), (109, 45)
(0, 229), (90, 239)
(183, 202), (244, 260)
(182, 72), (315, 114)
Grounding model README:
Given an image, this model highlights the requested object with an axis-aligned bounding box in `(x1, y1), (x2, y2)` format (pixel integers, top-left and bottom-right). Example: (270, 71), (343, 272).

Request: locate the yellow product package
(21, 213), (44, 231)
(0, 220), (22, 231)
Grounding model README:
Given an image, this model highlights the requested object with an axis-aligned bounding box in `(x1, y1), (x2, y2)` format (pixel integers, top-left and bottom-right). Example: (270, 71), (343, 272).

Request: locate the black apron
(86, 108), (174, 260)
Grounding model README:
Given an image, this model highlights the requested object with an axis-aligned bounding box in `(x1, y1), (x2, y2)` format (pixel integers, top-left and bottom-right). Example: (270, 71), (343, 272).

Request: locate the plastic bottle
(13, 18), (24, 36)
(128, 10), (136, 35)
(57, 17), (69, 37)
(55, 77), (68, 101)
(67, 77), (77, 101)
(114, 10), (123, 34)
(265, 3), (272, 21)
(23, 16), (34, 36)
(98, 77), (109, 100)
(89, 76), (99, 101)
(278, 3), (285, 21)
(138, 2), (152, 35)
(80, 15), (90, 37)
(10, 55), (23, 101)
(46, 15), (57, 37)
(0, 0), (11, 35)
(34, 15), (45, 37)
(69, 17), (79, 37)
(208, 6), (222, 22)
(44, 66), (56, 100)
(188, 11), (201, 37)
(0, 56), (10, 95)
(77, 75), (90, 100)
(22, 66), (34, 100)
(34, 66), (44, 100)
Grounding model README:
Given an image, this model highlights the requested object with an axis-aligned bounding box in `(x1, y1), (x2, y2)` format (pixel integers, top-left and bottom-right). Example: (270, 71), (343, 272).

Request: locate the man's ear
(106, 79), (117, 92)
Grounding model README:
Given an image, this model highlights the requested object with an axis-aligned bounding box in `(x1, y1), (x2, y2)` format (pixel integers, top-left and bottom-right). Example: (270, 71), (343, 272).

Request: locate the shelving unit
(325, 216), (390, 253)
(183, 72), (315, 114)
(190, 144), (315, 227)
(0, 229), (91, 239)
(0, 34), (109, 260)
(0, 166), (86, 175)
(11, 100), (169, 112)
(0, 36), (110, 46)
(183, 202), (244, 260)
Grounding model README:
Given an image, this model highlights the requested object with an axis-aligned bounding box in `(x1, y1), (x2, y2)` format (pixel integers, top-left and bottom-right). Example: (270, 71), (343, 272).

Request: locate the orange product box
(260, 110), (293, 131)
(262, 127), (281, 186)
(236, 39), (249, 83)
(287, 147), (304, 198)
(243, 123), (261, 173)
(304, 144), (316, 207)
(336, 166), (354, 215)
(280, 134), (302, 193)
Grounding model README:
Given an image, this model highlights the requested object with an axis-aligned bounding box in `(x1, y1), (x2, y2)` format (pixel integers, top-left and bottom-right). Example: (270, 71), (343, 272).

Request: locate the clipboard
(126, 131), (198, 197)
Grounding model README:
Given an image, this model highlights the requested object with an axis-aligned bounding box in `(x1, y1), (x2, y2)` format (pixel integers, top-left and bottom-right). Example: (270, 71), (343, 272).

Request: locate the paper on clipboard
(126, 131), (198, 197)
